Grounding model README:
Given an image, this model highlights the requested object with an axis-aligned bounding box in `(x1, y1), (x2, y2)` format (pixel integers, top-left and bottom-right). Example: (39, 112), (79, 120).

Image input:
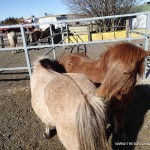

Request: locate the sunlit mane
(109, 43), (144, 61)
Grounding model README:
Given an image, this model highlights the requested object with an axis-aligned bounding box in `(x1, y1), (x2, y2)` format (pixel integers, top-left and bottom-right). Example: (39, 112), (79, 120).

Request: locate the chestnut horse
(59, 52), (108, 84)
(59, 42), (150, 140)
(30, 57), (108, 150)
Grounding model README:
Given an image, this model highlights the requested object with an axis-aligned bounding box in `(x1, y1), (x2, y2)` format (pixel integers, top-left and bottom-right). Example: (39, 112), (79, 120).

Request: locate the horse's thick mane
(108, 42), (145, 62)
(39, 58), (66, 73)
(98, 50), (110, 75)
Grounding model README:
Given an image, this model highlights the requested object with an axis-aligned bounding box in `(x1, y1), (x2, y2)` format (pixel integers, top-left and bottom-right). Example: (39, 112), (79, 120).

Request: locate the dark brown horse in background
(31, 24), (62, 45)
(59, 42), (150, 140)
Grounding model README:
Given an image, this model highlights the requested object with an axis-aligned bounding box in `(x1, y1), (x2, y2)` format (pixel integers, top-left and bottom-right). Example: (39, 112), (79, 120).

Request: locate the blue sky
(0, 0), (149, 21)
(0, 0), (68, 21)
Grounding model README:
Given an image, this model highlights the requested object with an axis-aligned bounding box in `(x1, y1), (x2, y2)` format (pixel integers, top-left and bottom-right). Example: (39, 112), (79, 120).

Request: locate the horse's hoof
(43, 125), (51, 139)
(12, 51), (16, 54)
(43, 127), (57, 139)
(43, 131), (51, 139)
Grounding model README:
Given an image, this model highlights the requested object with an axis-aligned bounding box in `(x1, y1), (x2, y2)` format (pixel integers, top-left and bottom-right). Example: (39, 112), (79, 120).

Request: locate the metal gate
(0, 11), (150, 80)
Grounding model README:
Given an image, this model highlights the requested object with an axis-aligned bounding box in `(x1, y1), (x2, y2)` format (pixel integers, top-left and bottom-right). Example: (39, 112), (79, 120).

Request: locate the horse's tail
(76, 95), (108, 150)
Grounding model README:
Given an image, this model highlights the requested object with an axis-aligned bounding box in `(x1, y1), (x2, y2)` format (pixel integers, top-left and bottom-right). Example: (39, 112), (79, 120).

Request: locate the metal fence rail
(0, 11), (150, 80)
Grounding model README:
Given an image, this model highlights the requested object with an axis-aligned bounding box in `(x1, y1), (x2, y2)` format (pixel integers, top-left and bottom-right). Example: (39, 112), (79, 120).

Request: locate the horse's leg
(113, 107), (128, 141)
(12, 49), (17, 54)
(43, 125), (56, 139)
(12, 50), (16, 54)
(48, 37), (50, 44)
(84, 44), (87, 54)
(16, 44), (18, 53)
(77, 45), (79, 53)
(12, 42), (18, 54)
(12, 44), (18, 54)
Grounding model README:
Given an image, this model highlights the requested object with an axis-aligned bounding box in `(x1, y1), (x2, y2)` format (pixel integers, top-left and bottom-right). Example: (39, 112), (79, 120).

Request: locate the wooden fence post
(126, 19), (130, 38)
(87, 25), (92, 41)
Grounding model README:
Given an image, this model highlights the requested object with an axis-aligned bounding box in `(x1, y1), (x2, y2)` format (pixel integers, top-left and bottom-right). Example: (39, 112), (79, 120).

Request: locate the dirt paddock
(0, 41), (150, 150)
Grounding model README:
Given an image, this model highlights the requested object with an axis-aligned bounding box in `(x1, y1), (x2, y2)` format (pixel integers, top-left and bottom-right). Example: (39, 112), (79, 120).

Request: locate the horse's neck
(92, 58), (107, 73)
(82, 59), (105, 83)
(86, 59), (100, 67)
(95, 59), (102, 66)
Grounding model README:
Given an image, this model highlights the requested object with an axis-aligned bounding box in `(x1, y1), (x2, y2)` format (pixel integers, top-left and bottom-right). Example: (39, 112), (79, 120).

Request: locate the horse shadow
(109, 84), (150, 150)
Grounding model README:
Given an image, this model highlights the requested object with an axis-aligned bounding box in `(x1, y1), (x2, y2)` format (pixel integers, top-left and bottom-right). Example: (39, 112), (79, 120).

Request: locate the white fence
(0, 11), (150, 80)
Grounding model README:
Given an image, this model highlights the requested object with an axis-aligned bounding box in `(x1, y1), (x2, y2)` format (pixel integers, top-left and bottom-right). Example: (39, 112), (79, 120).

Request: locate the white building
(38, 15), (67, 30)
(132, 14), (150, 29)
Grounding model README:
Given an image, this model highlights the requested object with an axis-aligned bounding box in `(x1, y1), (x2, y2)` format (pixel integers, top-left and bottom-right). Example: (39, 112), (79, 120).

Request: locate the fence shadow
(0, 71), (30, 81)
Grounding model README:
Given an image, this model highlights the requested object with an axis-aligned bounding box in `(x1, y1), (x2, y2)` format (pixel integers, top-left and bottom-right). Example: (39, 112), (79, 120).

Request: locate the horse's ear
(65, 59), (74, 71)
(67, 59), (74, 66)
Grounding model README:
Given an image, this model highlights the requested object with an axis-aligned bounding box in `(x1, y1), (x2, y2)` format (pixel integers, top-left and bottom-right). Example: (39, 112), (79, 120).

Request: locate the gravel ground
(0, 41), (150, 150)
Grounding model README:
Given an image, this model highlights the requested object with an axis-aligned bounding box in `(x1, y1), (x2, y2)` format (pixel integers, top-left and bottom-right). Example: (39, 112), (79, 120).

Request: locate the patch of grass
(131, 4), (150, 13)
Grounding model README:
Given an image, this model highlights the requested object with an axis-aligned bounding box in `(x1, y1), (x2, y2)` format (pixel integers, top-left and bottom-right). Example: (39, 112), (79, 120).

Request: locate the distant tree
(0, 17), (20, 25)
(62, 0), (143, 17)
(62, 0), (144, 31)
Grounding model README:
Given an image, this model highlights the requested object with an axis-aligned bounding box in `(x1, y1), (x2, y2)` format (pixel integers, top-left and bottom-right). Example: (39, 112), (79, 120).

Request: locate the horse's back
(44, 73), (95, 117)
(65, 73), (96, 93)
